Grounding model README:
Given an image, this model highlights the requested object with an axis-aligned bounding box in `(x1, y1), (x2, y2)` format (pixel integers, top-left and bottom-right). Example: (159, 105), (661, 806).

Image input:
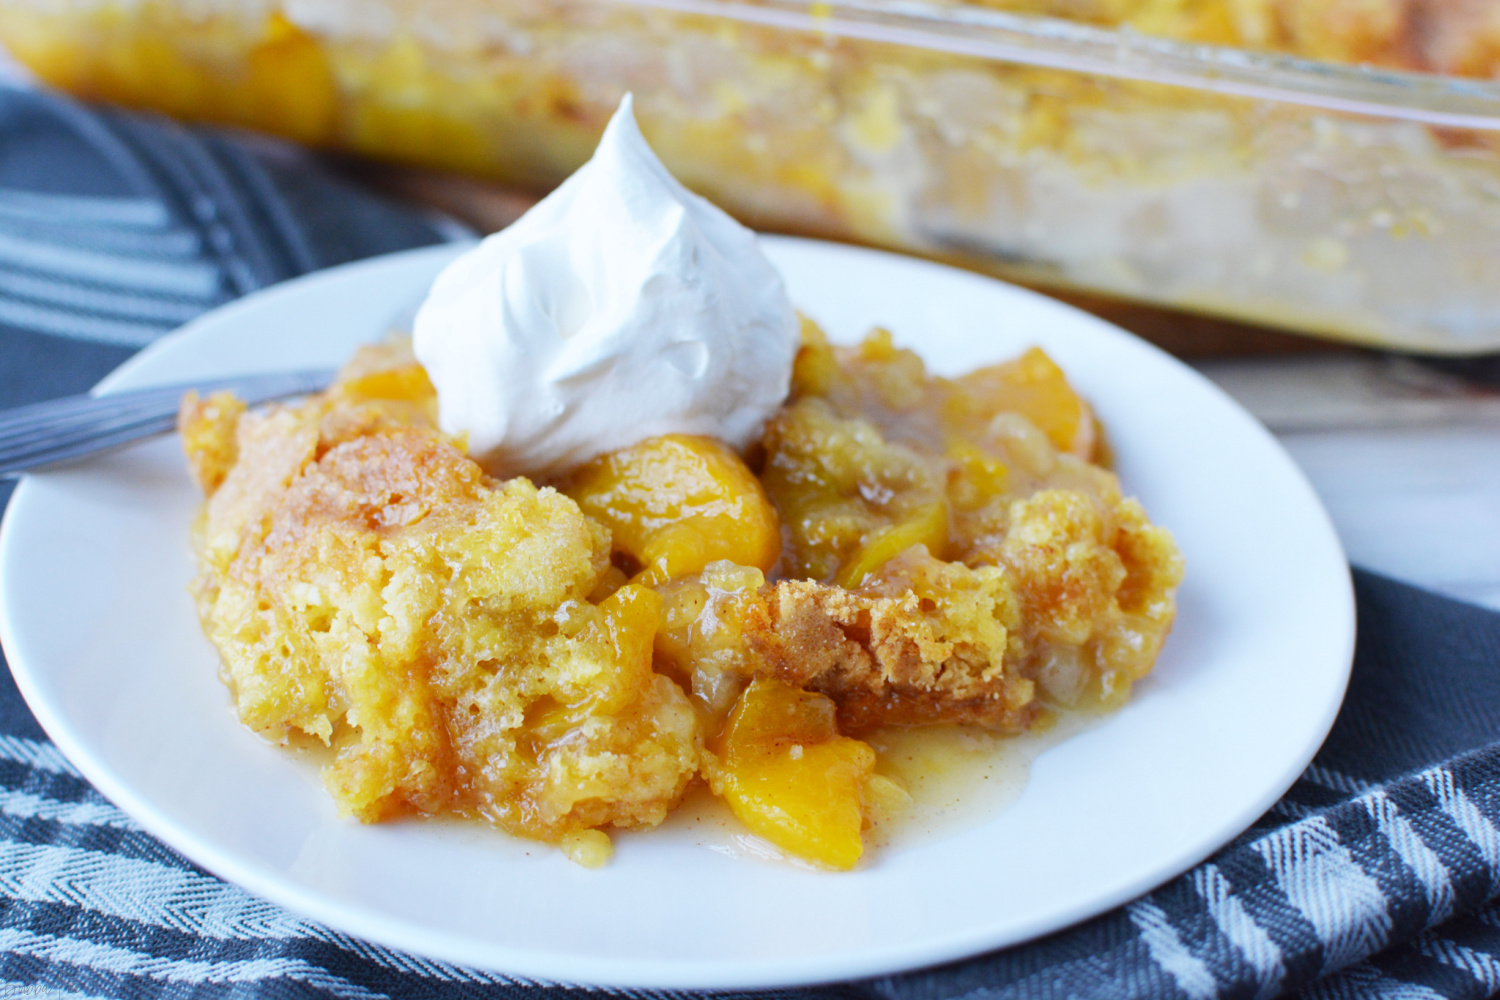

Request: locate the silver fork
(0, 369), (334, 477)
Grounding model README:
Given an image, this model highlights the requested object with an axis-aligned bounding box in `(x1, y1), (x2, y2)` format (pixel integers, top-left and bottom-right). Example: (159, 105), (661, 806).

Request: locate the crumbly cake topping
(181, 328), (1182, 867)
(183, 364), (699, 841)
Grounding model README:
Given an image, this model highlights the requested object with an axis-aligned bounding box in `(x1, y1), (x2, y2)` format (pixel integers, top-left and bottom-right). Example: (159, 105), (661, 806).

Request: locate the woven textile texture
(2, 85), (1500, 1000)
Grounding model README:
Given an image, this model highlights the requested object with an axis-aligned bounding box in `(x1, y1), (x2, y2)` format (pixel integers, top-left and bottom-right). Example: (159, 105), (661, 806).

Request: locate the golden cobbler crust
(727, 328), (1184, 729)
(737, 551), (1032, 732)
(183, 374), (700, 841)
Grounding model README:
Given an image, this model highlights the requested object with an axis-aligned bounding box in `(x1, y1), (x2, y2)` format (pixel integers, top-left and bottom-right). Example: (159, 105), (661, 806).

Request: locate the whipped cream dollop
(412, 95), (799, 478)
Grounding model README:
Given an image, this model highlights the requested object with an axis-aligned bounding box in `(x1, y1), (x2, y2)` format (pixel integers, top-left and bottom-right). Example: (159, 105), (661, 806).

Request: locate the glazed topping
(412, 94), (799, 478)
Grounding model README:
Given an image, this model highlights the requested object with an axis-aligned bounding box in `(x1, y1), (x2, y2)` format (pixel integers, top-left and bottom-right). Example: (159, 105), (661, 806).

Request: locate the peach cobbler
(180, 324), (1181, 869)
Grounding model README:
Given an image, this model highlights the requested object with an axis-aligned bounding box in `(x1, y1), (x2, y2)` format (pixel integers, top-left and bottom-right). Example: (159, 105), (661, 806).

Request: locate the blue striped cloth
(3, 85), (1500, 999)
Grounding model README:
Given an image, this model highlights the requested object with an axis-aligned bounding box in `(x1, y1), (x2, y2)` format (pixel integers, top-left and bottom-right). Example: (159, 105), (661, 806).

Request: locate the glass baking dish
(5, 0), (1500, 354)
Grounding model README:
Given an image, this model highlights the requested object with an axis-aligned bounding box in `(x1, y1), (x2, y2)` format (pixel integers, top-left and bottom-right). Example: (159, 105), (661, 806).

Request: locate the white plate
(0, 238), (1353, 990)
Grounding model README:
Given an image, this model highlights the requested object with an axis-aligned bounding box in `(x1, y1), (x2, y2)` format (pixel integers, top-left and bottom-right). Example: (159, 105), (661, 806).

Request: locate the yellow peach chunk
(835, 501), (948, 589)
(336, 363), (437, 407)
(790, 315), (839, 397)
(242, 13), (337, 145)
(760, 396), (947, 584)
(709, 678), (876, 870)
(562, 435), (780, 585)
(582, 583), (663, 715)
(953, 347), (1097, 460)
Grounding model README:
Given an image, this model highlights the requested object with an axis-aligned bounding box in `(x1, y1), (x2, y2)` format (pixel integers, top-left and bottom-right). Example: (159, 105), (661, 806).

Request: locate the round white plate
(0, 237), (1353, 990)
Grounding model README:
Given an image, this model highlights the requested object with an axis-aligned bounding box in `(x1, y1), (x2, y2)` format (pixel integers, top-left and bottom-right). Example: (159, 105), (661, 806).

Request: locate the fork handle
(0, 370), (334, 477)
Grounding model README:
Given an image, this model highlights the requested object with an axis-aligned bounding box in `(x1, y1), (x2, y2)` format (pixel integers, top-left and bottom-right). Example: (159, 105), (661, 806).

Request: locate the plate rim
(0, 236), (1356, 989)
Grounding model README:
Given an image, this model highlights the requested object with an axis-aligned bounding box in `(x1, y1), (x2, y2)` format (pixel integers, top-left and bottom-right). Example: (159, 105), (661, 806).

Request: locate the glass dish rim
(610, 0), (1500, 129)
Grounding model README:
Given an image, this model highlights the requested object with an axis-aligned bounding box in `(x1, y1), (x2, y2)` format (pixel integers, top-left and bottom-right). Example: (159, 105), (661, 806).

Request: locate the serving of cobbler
(180, 321), (1181, 870)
